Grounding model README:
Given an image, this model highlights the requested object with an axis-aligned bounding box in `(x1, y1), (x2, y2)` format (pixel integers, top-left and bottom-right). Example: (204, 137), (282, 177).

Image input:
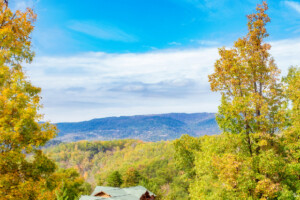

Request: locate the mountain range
(53, 113), (220, 142)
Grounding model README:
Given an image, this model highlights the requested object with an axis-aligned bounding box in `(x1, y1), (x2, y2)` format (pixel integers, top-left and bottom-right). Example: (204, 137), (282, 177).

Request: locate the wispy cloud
(285, 1), (300, 13)
(199, 0), (232, 9)
(26, 47), (218, 122)
(68, 21), (137, 42)
(169, 42), (182, 46)
(177, 0), (221, 9)
(11, 0), (38, 11)
(175, 0), (252, 12)
(25, 37), (300, 122)
(190, 39), (219, 46)
(108, 79), (197, 98)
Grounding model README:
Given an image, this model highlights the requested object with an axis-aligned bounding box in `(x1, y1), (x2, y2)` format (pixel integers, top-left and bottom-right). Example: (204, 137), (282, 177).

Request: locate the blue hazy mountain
(54, 113), (220, 142)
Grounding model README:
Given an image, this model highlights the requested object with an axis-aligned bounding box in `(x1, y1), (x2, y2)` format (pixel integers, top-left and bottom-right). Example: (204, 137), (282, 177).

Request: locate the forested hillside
(54, 113), (219, 142)
(44, 139), (188, 199)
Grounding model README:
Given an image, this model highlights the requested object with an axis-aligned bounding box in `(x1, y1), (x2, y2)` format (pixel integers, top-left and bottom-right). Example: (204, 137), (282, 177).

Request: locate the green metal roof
(79, 186), (155, 200)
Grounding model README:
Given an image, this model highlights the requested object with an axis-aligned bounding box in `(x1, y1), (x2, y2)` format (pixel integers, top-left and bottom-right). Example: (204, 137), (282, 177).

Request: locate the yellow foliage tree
(0, 1), (57, 199)
(184, 1), (300, 200)
(208, 1), (286, 156)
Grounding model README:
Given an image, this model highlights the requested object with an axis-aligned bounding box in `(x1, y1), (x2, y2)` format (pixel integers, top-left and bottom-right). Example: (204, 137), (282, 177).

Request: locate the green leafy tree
(283, 66), (300, 131)
(281, 66), (300, 197)
(173, 134), (201, 178)
(123, 168), (142, 187)
(107, 171), (123, 187)
(55, 183), (69, 200)
(52, 168), (90, 200)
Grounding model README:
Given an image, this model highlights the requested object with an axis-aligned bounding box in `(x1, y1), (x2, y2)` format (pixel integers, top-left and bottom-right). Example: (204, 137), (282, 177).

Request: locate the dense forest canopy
(44, 139), (187, 199)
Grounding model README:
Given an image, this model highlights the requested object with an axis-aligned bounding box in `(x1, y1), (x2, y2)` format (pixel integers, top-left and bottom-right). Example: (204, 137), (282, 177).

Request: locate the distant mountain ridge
(54, 113), (220, 142)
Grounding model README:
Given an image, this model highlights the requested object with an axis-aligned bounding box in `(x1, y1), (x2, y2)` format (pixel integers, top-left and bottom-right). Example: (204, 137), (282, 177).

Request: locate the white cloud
(11, 0), (37, 11)
(169, 42), (182, 46)
(270, 37), (300, 75)
(285, 1), (300, 13)
(68, 21), (137, 42)
(24, 37), (300, 122)
(190, 39), (219, 46)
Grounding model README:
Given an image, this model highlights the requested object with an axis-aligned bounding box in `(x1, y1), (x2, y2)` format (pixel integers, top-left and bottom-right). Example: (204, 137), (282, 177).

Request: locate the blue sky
(9, 0), (300, 122)
(14, 0), (300, 54)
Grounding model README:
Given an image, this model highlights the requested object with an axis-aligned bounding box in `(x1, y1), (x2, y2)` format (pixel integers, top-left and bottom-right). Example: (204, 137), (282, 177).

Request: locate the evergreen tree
(107, 171), (123, 187)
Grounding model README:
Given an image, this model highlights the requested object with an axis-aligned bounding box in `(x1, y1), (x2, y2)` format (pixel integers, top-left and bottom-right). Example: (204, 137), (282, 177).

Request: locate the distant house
(79, 186), (156, 200)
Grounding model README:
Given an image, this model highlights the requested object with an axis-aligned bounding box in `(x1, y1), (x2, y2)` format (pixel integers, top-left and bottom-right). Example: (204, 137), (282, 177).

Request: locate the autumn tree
(281, 66), (300, 195)
(204, 1), (299, 198)
(0, 1), (57, 199)
(53, 168), (91, 200)
(123, 168), (141, 187)
(283, 66), (300, 133)
(208, 1), (286, 156)
(173, 1), (300, 199)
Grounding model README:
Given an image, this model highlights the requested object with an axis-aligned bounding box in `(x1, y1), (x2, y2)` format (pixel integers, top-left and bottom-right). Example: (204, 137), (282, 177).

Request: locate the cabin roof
(80, 186), (155, 200)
